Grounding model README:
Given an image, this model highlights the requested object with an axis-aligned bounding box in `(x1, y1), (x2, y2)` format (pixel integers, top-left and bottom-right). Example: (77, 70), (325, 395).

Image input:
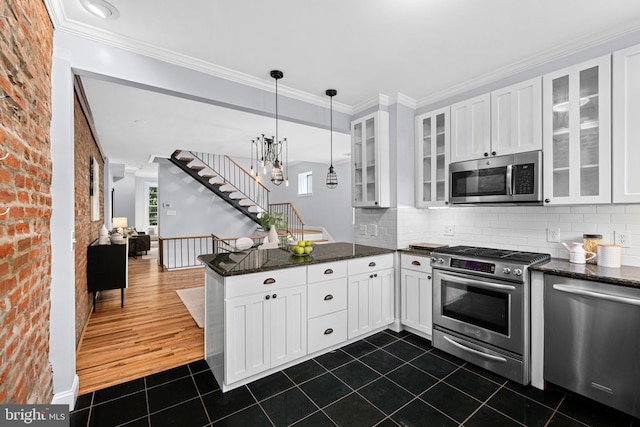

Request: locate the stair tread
(190, 165), (206, 171)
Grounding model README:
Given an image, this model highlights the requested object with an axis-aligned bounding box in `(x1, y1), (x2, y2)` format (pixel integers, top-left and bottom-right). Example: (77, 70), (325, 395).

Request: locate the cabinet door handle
(324, 268), (334, 275)
(324, 294), (333, 301)
(411, 260), (421, 266)
(428, 275), (432, 280)
(263, 278), (276, 285)
(272, 294), (277, 299)
(265, 295), (270, 300)
(324, 328), (334, 335)
(368, 262), (376, 267)
(369, 273), (378, 279)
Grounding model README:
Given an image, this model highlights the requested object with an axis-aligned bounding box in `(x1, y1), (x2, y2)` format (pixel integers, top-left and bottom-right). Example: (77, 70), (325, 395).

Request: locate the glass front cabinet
(351, 111), (390, 207)
(416, 107), (450, 207)
(543, 55), (611, 205)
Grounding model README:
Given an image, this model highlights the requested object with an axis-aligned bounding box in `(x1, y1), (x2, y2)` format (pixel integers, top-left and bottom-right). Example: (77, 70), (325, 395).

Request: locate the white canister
(597, 244), (621, 268)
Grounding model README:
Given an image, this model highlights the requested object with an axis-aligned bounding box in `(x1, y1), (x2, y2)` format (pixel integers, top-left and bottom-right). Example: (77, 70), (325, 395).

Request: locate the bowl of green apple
(289, 240), (314, 256)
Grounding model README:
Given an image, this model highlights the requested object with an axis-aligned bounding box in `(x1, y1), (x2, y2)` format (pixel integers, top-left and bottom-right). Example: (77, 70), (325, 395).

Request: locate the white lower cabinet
(400, 254), (433, 338)
(347, 254), (395, 339)
(308, 310), (348, 353)
(225, 281), (307, 384)
(307, 261), (349, 354)
(209, 253), (396, 390)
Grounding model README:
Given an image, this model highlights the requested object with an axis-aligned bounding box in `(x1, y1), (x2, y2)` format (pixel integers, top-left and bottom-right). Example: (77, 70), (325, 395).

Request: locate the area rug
(176, 287), (204, 328)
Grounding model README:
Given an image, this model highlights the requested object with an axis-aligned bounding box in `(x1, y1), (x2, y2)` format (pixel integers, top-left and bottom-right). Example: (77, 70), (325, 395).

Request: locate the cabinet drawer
(308, 278), (347, 318)
(308, 310), (348, 354)
(224, 267), (307, 298)
(348, 253), (393, 276)
(307, 261), (347, 283)
(401, 254), (432, 274)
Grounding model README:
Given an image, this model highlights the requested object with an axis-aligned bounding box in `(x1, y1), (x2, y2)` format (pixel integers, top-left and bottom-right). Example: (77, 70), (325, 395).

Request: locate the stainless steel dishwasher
(544, 274), (640, 418)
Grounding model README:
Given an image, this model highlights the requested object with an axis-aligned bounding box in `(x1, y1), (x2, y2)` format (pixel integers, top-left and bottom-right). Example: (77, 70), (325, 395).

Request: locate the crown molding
(45, 0), (354, 115)
(416, 24), (640, 109)
(388, 93), (417, 110)
(352, 94), (390, 114)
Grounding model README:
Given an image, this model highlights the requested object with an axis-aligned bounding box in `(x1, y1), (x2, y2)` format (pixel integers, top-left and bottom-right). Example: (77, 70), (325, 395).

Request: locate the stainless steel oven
(431, 246), (550, 384)
(433, 270), (523, 354)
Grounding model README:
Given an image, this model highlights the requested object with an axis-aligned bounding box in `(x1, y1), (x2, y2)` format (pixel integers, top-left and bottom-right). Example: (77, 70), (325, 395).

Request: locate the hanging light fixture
(325, 89), (338, 189)
(252, 70), (289, 186)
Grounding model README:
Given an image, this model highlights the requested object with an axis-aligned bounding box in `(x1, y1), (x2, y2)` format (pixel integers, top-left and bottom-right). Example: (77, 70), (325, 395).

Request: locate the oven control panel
(450, 258), (495, 274)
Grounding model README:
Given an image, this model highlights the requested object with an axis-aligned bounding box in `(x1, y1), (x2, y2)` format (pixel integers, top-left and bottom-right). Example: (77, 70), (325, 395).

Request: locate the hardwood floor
(76, 256), (205, 395)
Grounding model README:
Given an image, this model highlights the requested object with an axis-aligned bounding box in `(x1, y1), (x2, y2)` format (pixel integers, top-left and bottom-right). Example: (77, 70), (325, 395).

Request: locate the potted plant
(260, 212), (286, 244)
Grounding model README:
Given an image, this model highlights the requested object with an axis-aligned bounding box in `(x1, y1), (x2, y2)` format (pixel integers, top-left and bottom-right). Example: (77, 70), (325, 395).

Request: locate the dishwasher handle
(552, 284), (640, 306)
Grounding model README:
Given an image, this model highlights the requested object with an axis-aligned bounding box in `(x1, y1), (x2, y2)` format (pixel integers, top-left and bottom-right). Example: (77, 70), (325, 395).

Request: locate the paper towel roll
(597, 244), (621, 268)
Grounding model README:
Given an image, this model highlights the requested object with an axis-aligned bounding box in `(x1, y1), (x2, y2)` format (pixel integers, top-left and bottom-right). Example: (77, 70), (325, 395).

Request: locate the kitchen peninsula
(198, 243), (396, 391)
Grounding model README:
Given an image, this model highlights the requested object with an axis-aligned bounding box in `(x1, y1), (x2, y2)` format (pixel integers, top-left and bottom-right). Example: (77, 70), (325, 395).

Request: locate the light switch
(359, 224), (367, 236)
(167, 210), (177, 216)
(370, 224), (378, 237)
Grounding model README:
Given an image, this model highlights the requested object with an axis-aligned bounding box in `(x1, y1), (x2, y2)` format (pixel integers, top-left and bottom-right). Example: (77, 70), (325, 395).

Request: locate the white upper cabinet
(415, 107), (450, 207)
(451, 78), (542, 164)
(351, 111), (390, 208)
(543, 55), (611, 205)
(613, 44), (640, 203)
(491, 77), (542, 156)
(450, 93), (491, 163)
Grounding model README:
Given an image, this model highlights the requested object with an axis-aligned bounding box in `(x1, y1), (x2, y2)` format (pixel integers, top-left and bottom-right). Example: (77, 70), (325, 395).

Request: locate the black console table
(87, 239), (128, 312)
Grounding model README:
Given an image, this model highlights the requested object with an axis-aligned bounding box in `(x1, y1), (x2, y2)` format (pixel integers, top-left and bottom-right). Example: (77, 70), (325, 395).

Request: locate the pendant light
(325, 89), (338, 189)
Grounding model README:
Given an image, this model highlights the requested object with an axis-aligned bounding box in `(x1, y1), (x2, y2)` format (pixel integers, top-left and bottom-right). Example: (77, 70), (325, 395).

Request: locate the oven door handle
(443, 336), (508, 363)
(438, 272), (516, 292)
(506, 164), (513, 196)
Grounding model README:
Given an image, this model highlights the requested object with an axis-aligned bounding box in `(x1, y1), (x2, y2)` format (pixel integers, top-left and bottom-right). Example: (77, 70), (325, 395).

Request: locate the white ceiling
(45, 0), (640, 175)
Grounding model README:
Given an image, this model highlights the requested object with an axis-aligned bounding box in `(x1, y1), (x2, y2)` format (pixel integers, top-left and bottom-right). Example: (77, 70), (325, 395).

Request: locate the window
(148, 186), (158, 226)
(298, 171), (312, 196)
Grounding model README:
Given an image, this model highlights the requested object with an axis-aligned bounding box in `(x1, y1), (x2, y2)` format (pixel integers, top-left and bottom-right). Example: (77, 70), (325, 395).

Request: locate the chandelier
(250, 70), (288, 186)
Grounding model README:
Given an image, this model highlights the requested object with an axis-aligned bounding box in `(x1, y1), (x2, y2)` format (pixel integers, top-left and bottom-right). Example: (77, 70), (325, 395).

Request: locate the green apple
(305, 240), (312, 247)
(293, 246), (304, 255)
(297, 240), (305, 247)
(304, 246), (312, 254)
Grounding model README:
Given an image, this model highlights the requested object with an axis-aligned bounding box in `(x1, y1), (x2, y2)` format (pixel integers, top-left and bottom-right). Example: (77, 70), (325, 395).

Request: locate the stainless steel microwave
(449, 151), (542, 205)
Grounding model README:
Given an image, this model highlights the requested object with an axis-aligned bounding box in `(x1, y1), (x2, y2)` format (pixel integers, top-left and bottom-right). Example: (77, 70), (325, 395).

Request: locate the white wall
(268, 161), (353, 242)
(112, 170), (135, 226)
(158, 159), (257, 238)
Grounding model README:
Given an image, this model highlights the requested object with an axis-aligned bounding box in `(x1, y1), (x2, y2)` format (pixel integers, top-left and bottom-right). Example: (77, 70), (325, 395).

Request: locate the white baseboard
(51, 374), (79, 410)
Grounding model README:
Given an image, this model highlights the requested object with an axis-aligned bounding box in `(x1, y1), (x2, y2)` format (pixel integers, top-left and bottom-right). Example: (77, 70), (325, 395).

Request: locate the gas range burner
(432, 245), (550, 265)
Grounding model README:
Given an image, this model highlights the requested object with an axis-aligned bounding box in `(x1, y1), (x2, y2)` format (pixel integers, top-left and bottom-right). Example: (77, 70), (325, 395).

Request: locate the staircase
(169, 151), (312, 240)
(170, 150), (267, 224)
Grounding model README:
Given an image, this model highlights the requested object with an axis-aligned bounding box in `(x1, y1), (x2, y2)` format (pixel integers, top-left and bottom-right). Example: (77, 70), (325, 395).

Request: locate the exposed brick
(0, 0), (54, 404)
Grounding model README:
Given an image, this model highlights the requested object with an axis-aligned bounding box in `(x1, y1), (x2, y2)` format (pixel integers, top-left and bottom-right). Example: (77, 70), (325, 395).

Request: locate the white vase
(268, 226), (278, 244)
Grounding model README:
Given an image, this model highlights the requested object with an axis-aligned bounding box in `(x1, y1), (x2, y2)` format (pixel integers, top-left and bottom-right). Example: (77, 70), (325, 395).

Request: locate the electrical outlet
(443, 225), (455, 236)
(359, 224), (367, 236)
(547, 228), (561, 242)
(615, 230), (631, 248)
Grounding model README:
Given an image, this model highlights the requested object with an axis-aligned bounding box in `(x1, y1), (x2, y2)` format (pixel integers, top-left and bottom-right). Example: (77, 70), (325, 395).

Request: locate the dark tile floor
(70, 330), (640, 427)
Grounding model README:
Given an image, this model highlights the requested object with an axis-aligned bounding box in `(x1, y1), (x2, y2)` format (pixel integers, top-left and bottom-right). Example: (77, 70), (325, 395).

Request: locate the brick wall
(74, 93), (104, 346)
(0, 0), (54, 403)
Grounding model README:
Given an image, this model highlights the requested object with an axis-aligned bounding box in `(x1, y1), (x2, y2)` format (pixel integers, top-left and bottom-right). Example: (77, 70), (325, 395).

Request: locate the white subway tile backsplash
(371, 205), (640, 266)
(570, 206), (598, 214)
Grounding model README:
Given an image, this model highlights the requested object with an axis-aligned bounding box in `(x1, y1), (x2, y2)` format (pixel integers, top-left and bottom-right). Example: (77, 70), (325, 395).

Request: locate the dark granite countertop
(531, 258), (640, 288)
(198, 242), (395, 277)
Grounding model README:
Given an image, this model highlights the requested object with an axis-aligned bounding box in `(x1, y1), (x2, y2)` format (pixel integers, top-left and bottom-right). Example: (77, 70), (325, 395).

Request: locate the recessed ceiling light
(79, 0), (120, 20)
